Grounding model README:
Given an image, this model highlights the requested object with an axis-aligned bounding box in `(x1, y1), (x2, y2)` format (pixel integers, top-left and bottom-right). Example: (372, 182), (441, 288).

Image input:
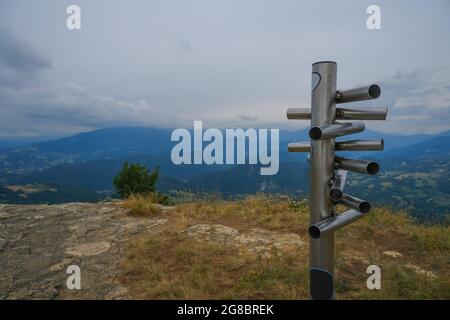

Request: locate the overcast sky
(0, 0), (449, 138)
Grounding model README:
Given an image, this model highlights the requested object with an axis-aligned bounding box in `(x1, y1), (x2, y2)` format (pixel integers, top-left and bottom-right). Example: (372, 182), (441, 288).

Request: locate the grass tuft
(123, 194), (162, 216)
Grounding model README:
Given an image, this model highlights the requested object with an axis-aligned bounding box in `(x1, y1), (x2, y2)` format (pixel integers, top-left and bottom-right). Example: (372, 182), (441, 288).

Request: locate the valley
(0, 127), (448, 224)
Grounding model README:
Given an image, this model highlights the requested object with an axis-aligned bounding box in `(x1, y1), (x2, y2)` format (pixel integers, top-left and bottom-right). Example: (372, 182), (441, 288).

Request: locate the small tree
(113, 162), (159, 198)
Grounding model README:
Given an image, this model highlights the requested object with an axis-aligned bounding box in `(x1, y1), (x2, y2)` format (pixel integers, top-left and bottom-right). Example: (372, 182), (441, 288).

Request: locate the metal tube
(309, 122), (364, 140)
(288, 142), (311, 152)
(287, 108), (311, 119)
(308, 209), (367, 240)
(339, 194), (371, 213)
(329, 169), (347, 201)
(309, 61), (336, 300)
(335, 139), (384, 151)
(336, 107), (388, 120)
(336, 84), (381, 103)
(335, 156), (380, 175)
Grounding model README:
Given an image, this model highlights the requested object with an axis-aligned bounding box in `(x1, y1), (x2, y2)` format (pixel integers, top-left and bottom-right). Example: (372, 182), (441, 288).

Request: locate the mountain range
(0, 126), (448, 223)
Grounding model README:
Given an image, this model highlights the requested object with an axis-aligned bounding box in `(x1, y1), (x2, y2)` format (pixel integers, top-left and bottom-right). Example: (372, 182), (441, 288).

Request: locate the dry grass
(120, 231), (309, 299)
(123, 194), (162, 216)
(167, 194), (310, 235)
(120, 194), (450, 300)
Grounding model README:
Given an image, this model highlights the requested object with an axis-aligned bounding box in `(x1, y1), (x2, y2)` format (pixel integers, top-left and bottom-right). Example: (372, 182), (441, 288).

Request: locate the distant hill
(357, 135), (450, 223)
(33, 127), (173, 154)
(0, 126), (436, 177)
(188, 162), (309, 196)
(0, 137), (54, 150)
(0, 127), (173, 176)
(7, 153), (227, 192)
(0, 126), (449, 223)
(0, 141), (29, 150)
(377, 135), (450, 163)
(0, 183), (99, 204)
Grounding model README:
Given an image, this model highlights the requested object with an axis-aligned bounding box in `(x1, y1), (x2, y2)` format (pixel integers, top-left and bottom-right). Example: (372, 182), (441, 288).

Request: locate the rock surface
(0, 202), (167, 299)
(0, 202), (305, 299)
(382, 251), (403, 258)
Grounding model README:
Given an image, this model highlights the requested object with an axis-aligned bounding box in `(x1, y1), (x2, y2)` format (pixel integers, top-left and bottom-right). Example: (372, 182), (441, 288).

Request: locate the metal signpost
(287, 61), (388, 300)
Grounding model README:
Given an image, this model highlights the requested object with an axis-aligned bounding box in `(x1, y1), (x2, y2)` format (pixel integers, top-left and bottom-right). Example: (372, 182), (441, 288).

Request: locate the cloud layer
(374, 69), (450, 134)
(0, 1), (449, 137)
(0, 27), (51, 87)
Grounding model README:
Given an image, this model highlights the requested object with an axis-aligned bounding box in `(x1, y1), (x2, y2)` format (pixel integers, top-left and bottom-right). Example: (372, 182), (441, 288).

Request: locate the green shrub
(113, 162), (159, 198)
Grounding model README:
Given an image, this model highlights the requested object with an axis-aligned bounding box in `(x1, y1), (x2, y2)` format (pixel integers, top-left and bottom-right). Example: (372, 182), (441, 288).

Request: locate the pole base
(310, 268), (334, 300)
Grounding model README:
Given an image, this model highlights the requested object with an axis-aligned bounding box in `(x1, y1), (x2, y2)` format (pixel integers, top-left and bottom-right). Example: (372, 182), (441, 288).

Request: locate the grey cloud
(0, 26), (51, 87)
(0, 83), (180, 137)
(237, 115), (257, 122)
(1, 1), (450, 137)
(431, 105), (450, 118)
(170, 40), (192, 59)
(391, 104), (429, 116)
(367, 69), (450, 134)
(0, 23), (179, 137)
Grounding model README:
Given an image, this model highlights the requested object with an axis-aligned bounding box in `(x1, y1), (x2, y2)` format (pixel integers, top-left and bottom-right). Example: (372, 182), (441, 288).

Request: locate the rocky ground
(0, 202), (171, 299)
(0, 202), (305, 299)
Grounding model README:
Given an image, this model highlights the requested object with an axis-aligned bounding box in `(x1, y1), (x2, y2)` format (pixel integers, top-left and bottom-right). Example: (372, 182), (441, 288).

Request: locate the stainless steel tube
(287, 108), (311, 119)
(309, 122), (365, 140)
(336, 84), (381, 103)
(339, 194), (371, 213)
(309, 61), (336, 300)
(308, 209), (367, 239)
(288, 142), (311, 152)
(336, 107), (388, 120)
(335, 139), (384, 151)
(335, 156), (380, 175)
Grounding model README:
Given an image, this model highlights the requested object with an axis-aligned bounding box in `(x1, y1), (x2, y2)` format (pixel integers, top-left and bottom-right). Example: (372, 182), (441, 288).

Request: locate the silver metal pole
(286, 61), (387, 300)
(309, 61), (336, 300)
